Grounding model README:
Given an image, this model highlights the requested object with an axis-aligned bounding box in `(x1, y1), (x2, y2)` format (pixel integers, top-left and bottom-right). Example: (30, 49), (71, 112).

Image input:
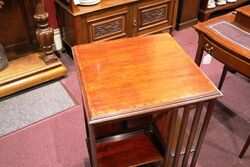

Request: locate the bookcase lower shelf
(96, 133), (163, 167)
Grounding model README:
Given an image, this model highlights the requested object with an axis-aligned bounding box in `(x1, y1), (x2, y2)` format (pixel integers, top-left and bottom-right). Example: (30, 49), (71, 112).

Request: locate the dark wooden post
(34, 2), (58, 64)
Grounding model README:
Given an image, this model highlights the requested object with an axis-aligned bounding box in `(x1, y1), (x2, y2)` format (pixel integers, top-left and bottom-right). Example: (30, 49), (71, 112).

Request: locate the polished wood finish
(0, 52), (67, 97)
(199, 0), (250, 21)
(73, 33), (222, 166)
(55, 0), (179, 47)
(74, 34), (220, 123)
(97, 133), (163, 166)
(176, 0), (201, 30)
(194, 11), (250, 84)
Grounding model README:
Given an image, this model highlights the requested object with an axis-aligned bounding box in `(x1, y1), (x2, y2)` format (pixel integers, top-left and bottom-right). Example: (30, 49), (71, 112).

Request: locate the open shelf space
(96, 133), (163, 167)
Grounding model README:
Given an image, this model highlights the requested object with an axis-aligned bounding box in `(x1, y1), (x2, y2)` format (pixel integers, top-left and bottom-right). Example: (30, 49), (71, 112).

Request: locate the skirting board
(176, 19), (198, 30)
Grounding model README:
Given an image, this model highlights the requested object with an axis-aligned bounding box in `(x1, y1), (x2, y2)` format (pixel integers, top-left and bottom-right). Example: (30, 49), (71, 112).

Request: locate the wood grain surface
(73, 33), (221, 124)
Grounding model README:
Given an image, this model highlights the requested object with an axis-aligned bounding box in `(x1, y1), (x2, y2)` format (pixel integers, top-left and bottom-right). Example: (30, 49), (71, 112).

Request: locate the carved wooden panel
(136, 0), (172, 36)
(93, 17), (123, 39)
(86, 7), (129, 42)
(141, 4), (168, 26)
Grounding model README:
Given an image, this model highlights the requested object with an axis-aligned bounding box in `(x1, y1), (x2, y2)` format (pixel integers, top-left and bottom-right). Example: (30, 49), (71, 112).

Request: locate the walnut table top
(73, 33), (222, 124)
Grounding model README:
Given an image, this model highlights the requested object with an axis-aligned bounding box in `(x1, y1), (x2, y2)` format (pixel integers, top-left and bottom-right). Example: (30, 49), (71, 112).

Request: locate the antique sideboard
(55, 0), (179, 47)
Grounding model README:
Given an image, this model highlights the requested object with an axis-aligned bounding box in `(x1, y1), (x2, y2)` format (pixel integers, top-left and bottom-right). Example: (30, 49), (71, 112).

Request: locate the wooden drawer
(204, 37), (250, 77)
(135, 0), (173, 35)
(86, 6), (130, 42)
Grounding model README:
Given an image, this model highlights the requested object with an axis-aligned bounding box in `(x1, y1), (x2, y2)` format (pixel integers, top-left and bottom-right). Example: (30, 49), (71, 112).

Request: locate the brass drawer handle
(204, 43), (213, 54)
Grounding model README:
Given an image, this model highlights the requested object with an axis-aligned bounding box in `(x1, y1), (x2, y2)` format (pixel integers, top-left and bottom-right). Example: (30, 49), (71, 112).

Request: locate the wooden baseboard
(176, 19), (198, 30)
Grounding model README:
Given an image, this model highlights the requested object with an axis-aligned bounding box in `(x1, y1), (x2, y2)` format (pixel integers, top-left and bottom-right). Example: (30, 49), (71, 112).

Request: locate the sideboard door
(0, 0), (36, 60)
(86, 6), (131, 43)
(134, 0), (175, 36)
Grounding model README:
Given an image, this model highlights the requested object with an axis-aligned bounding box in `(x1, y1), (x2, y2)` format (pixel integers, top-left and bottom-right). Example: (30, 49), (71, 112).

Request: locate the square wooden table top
(73, 33), (222, 124)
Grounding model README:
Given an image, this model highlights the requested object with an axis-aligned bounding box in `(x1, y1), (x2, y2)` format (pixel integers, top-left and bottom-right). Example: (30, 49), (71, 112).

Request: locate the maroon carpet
(0, 27), (249, 167)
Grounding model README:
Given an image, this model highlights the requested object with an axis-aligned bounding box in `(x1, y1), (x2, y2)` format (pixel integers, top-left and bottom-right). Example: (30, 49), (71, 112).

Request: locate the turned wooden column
(34, 2), (57, 64)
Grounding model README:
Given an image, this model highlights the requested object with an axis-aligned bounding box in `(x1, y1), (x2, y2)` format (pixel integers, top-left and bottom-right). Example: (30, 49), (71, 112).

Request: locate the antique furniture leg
(89, 124), (97, 167)
(239, 134), (250, 159)
(172, 106), (191, 167)
(34, 2), (58, 64)
(195, 34), (205, 66)
(164, 101), (215, 167)
(164, 109), (178, 167)
(218, 65), (228, 90)
(191, 100), (215, 167)
(181, 102), (203, 167)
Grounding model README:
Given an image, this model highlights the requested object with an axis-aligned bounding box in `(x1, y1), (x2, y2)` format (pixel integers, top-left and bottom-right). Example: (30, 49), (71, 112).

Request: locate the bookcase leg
(190, 100), (215, 167)
(164, 109), (178, 167)
(89, 125), (97, 167)
(172, 106), (191, 167)
(181, 102), (204, 167)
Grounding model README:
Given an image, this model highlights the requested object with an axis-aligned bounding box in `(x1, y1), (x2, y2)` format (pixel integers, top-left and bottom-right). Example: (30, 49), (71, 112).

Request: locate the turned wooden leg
(218, 65), (228, 90)
(239, 134), (250, 159)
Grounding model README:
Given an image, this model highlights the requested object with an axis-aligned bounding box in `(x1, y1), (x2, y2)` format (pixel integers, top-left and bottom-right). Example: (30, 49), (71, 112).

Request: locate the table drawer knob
(204, 43), (213, 54)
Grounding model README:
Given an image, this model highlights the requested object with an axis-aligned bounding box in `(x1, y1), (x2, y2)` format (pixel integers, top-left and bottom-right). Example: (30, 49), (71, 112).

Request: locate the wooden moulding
(0, 52), (67, 98)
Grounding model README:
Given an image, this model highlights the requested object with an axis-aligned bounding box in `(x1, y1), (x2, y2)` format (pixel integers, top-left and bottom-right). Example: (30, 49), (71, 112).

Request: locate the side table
(194, 5), (250, 159)
(73, 33), (222, 167)
(194, 9), (250, 90)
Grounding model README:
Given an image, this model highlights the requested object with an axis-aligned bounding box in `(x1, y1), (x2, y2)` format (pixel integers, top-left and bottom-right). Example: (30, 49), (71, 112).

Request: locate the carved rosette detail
(0, 0), (4, 9)
(34, 3), (57, 64)
(94, 20), (122, 38)
(141, 7), (167, 25)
